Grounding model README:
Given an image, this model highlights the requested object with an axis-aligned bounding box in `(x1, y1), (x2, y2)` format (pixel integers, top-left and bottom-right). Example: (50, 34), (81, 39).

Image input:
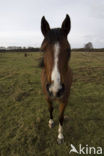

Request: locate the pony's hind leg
(46, 98), (54, 128)
(57, 102), (66, 144)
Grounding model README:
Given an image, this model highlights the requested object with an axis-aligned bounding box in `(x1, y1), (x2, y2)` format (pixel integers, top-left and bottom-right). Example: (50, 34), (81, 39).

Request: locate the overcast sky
(0, 0), (104, 48)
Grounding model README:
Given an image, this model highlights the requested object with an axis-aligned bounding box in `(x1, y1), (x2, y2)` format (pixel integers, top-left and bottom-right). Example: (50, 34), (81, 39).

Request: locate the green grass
(0, 52), (104, 156)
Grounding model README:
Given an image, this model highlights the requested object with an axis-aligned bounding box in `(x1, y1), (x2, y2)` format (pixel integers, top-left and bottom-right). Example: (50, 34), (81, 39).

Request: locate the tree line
(0, 42), (104, 52)
(0, 47), (40, 52)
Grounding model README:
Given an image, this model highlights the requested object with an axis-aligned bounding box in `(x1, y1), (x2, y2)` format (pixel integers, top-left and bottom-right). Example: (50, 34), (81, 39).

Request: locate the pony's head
(41, 14), (71, 98)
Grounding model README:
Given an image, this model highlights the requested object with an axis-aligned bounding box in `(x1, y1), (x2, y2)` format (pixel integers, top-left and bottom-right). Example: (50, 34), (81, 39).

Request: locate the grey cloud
(0, 0), (104, 48)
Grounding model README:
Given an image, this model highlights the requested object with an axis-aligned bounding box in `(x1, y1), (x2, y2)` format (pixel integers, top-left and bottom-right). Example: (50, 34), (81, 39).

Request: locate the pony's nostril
(46, 83), (53, 96)
(46, 83), (50, 91)
(56, 84), (65, 97)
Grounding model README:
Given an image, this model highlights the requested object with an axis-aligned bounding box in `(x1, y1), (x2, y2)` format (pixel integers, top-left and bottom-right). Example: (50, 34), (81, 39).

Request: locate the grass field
(0, 52), (104, 156)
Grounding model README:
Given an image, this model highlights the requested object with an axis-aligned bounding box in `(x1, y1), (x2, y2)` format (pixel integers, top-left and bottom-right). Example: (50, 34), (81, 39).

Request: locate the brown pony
(40, 14), (72, 144)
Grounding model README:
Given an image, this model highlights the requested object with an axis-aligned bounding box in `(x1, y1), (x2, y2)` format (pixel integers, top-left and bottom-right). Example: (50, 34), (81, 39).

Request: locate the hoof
(57, 138), (64, 144)
(49, 122), (54, 128)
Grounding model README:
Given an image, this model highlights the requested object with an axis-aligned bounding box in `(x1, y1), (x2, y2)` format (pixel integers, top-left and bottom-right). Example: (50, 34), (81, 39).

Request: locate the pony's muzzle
(46, 83), (65, 98)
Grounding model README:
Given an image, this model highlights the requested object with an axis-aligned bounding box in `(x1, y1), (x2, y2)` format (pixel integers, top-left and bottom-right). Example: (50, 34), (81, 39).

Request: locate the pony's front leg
(57, 102), (66, 144)
(46, 98), (54, 128)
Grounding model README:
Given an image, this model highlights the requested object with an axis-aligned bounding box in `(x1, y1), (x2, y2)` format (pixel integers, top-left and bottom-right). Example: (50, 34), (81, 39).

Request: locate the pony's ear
(41, 16), (50, 37)
(61, 14), (71, 36)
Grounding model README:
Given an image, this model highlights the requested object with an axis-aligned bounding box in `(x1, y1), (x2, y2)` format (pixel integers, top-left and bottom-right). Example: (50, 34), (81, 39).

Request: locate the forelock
(46, 28), (64, 43)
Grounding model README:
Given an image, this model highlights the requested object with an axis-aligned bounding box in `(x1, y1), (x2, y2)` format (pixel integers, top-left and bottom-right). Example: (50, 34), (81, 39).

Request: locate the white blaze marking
(49, 42), (61, 96)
